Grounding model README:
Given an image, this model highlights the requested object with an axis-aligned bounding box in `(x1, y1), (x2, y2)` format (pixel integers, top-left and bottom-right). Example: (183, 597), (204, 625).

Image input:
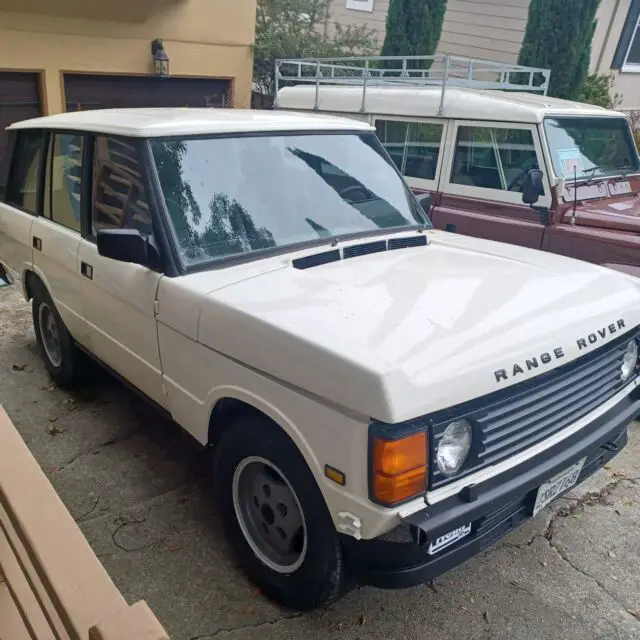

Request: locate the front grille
(430, 328), (639, 489)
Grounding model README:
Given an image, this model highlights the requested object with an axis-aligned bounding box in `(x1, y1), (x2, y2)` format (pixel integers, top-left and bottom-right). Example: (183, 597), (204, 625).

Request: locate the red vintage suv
(275, 55), (640, 278)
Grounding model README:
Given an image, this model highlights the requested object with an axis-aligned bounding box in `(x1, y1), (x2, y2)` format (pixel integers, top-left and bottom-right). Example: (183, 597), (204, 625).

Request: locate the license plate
(533, 458), (586, 516)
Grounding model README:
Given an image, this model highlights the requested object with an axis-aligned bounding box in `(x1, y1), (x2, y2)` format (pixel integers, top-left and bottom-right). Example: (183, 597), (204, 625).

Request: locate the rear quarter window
(4, 130), (45, 214)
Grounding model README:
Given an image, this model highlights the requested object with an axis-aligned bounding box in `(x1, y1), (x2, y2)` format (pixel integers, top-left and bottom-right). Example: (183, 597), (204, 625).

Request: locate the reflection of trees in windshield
(199, 193), (275, 258)
(545, 118), (636, 177)
(287, 147), (411, 228)
(153, 141), (274, 260)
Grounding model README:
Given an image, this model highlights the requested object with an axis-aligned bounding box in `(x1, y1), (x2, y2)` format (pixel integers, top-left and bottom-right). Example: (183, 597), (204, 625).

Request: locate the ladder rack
(275, 55), (551, 115)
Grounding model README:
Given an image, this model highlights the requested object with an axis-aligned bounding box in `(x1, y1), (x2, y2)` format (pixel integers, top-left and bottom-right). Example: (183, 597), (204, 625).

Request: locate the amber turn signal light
(373, 432), (428, 505)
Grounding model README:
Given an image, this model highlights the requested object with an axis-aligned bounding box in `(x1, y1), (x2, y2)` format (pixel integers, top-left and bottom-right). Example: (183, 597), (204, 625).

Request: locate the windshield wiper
(584, 166), (601, 185)
(618, 164), (633, 179)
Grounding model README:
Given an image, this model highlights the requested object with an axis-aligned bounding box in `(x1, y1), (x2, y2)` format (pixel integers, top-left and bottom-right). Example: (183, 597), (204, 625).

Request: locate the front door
(78, 134), (167, 408)
(432, 121), (552, 249)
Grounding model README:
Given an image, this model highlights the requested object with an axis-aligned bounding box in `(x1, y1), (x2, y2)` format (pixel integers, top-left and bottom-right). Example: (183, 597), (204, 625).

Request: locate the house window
(346, 0), (374, 12)
(623, 14), (640, 70)
(612, 0), (640, 72)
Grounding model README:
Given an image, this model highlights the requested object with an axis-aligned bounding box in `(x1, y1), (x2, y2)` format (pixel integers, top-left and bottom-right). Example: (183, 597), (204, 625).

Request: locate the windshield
(544, 116), (639, 180)
(150, 132), (428, 268)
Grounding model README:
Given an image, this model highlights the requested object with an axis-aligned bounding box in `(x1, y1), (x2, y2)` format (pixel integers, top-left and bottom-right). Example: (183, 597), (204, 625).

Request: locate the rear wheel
(32, 282), (83, 387)
(213, 416), (345, 610)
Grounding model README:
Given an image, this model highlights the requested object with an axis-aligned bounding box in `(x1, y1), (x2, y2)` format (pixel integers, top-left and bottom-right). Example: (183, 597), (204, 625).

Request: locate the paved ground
(1, 283), (639, 640)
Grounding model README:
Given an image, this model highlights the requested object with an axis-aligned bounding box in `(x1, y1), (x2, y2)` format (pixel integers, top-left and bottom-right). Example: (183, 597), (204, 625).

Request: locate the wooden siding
(438, 0), (530, 64)
(326, 0), (390, 44)
(326, 0), (530, 60)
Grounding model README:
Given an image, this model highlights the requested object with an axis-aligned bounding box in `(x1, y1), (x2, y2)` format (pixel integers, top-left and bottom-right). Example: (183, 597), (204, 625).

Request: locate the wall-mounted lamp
(151, 39), (170, 77)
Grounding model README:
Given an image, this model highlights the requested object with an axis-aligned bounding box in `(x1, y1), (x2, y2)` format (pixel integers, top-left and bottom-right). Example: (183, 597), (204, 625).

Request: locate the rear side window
(375, 119), (443, 181)
(451, 126), (539, 192)
(5, 130), (45, 214)
(43, 133), (84, 233)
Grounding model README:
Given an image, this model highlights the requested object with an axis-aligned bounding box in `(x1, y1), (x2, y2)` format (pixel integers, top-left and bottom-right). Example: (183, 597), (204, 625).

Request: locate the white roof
(276, 86), (621, 124)
(8, 108), (373, 137)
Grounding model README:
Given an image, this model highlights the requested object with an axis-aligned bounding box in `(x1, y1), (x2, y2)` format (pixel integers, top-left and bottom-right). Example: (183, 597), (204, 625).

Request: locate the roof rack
(275, 55), (551, 115)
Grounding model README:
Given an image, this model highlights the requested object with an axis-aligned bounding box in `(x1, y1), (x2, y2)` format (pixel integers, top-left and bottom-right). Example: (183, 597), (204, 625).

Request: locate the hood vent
(343, 240), (386, 260)
(292, 234), (427, 270)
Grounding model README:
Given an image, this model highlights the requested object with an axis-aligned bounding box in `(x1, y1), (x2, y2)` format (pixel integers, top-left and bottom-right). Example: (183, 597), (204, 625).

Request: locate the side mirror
(522, 168), (544, 205)
(97, 229), (161, 270)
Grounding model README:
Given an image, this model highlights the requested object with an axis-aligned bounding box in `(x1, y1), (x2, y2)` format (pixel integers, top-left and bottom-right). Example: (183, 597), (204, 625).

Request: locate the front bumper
(343, 389), (640, 589)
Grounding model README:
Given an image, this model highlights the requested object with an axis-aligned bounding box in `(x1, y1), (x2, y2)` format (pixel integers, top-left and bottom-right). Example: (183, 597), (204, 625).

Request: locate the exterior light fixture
(151, 39), (170, 77)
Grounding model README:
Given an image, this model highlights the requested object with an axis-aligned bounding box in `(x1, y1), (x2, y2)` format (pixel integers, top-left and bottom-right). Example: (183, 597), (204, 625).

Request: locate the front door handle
(81, 262), (93, 280)
(32, 236), (42, 251)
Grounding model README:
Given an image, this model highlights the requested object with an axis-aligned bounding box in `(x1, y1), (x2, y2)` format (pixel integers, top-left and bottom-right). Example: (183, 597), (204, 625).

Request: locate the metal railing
(275, 54), (551, 115)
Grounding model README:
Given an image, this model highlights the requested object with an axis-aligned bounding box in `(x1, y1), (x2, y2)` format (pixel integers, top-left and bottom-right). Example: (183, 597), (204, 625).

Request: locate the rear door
(0, 130), (42, 284)
(432, 120), (552, 249)
(31, 131), (88, 345)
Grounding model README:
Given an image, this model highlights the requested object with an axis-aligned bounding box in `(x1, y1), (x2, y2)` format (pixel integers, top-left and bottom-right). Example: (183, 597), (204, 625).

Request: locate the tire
(32, 281), (83, 387)
(213, 416), (345, 610)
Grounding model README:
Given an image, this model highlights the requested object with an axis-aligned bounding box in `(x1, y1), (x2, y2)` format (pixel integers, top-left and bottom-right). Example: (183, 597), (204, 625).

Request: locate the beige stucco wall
(591, 0), (639, 112)
(0, 0), (257, 112)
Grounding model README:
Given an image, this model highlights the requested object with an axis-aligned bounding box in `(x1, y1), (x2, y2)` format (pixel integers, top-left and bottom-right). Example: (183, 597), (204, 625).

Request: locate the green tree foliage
(578, 73), (621, 109)
(381, 0), (447, 67)
(253, 0), (376, 105)
(518, 0), (600, 101)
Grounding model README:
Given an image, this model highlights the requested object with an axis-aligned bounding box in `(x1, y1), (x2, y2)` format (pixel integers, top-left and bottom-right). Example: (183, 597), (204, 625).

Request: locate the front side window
(92, 136), (153, 236)
(150, 132), (428, 268)
(5, 130), (45, 214)
(44, 133), (84, 233)
(376, 119), (443, 182)
(544, 117), (639, 180)
(451, 125), (540, 192)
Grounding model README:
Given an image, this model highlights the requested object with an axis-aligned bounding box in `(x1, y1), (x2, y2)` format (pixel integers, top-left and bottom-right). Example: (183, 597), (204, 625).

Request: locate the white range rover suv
(1, 108), (639, 610)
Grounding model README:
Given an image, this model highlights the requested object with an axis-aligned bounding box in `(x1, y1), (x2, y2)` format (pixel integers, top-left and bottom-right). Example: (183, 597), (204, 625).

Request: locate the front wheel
(213, 416), (345, 610)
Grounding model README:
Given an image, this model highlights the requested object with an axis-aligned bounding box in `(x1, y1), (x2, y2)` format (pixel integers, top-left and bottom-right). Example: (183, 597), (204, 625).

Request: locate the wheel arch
(206, 389), (322, 481)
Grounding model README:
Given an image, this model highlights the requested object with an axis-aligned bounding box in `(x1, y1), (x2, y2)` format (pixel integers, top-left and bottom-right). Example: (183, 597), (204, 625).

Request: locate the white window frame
(346, 0), (375, 12)
(371, 115), (448, 192)
(440, 120), (552, 209)
(622, 13), (640, 72)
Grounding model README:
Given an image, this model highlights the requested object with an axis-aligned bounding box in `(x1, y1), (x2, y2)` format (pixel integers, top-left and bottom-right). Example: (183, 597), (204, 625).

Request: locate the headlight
(436, 420), (472, 477)
(621, 340), (638, 381)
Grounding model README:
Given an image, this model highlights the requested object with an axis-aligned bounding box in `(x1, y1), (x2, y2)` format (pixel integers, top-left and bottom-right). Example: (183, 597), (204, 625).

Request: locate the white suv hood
(196, 232), (640, 423)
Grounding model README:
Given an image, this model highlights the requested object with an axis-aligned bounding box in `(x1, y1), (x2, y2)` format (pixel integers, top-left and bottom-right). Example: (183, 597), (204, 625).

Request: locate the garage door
(64, 74), (231, 112)
(0, 72), (41, 167)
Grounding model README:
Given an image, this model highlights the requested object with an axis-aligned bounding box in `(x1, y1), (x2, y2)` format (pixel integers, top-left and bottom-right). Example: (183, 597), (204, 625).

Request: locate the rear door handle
(32, 236), (42, 251)
(81, 262), (93, 280)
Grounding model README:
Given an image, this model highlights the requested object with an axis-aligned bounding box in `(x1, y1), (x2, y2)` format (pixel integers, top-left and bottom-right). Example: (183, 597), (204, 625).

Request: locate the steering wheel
(339, 184), (371, 201)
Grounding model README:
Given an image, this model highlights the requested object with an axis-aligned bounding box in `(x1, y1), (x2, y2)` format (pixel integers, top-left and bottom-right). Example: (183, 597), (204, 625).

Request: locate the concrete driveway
(1, 284), (639, 640)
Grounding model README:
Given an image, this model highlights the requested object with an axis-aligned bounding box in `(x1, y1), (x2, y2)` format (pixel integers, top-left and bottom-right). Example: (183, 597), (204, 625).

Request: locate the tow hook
(337, 512), (362, 539)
